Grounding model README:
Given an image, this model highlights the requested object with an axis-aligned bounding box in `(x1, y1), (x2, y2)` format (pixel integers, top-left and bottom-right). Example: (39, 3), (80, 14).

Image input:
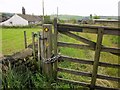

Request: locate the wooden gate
(53, 18), (120, 90)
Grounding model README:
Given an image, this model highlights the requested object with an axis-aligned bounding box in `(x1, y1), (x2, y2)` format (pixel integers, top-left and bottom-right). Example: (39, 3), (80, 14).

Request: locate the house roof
(0, 17), (2, 23)
(17, 14), (42, 22)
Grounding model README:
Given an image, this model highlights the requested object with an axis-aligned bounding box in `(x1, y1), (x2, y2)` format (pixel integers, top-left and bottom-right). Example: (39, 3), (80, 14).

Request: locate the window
(9, 21), (12, 24)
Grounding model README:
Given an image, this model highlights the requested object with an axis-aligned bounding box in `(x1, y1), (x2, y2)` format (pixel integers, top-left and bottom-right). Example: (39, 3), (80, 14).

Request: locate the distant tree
(107, 18), (112, 20)
(90, 14), (93, 20)
(44, 15), (52, 24)
(93, 15), (100, 19)
(2, 13), (13, 22)
(59, 19), (65, 23)
(70, 18), (76, 24)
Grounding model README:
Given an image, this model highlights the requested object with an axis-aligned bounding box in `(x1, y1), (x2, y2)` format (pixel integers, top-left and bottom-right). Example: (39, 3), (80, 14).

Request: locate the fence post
(41, 24), (53, 78)
(90, 28), (104, 90)
(53, 18), (58, 79)
(118, 44), (120, 88)
(24, 31), (27, 48)
(37, 31), (41, 72)
(118, 13), (120, 89)
(40, 31), (45, 74)
(32, 32), (36, 60)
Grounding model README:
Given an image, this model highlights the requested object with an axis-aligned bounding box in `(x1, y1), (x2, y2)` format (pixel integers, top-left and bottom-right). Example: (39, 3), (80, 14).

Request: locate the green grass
(2, 64), (89, 89)
(2, 27), (40, 55)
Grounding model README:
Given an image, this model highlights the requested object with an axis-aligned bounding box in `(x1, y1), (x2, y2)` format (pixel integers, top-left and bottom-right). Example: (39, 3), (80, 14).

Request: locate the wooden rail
(58, 67), (120, 82)
(58, 42), (120, 55)
(59, 55), (120, 68)
(57, 78), (119, 90)
(57, 24), (120, 35)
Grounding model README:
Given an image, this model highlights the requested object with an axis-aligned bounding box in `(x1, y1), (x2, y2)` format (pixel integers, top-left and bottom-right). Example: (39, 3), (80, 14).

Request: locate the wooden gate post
(32, 32), (36, 60)
(118, 45), (120, 89)
(118, 14), (120, 88)
(53, 18), (58, 79)
(90, 28), (104, 89)
(41, 24), (53, 78)
(37, 31), (41, 72)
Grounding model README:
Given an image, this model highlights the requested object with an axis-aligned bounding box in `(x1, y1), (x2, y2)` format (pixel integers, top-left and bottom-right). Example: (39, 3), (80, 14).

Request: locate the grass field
(1, 27), (119, 88)
(1, 27), (41, 55)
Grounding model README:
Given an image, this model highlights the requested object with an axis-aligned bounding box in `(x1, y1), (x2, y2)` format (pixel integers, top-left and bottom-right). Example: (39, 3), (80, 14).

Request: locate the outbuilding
(0, 14), (42, 26)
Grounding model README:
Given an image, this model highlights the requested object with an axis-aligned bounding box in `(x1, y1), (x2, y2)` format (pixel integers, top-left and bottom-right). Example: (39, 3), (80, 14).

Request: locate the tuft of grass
(2, 64), (89, 89)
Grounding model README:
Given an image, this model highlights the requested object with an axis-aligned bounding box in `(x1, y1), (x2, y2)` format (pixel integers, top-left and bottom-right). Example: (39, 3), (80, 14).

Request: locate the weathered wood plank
(43, 24), (53, 77)
(58, 67), (120, 82)
(118, 53), (120, 88)
(97, 74), (120, 82)
(32, 32), (36, 60)
(95, 86), (119, 90)
(54, 18), (58, 79)
(37, 31), (41, 71)
(90, 28), (104, 89)
(57, 78), (119, 90)
(60, 55), (120, 68)
(58, 42), (94, 50)
(57, 23), (120, 35)
(44, 24), (53, 58)
(59, 31), (96, 46)
(58, 23), (120, 30)
(58, 67), (92, 77)
(98, 62), (120, 68)
(104, 29), (120, 35)
(60, 55), (93, 65)
(40, 31), (45, 74)
(57, 77), (90, 87)
(102, 47), (120, 55)
(58, 41), (120, 56)
(58, 42), (120, 55)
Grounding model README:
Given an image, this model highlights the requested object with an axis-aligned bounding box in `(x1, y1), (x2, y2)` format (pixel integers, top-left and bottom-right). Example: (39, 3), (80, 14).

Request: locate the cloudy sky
(0, 0), (119, 16)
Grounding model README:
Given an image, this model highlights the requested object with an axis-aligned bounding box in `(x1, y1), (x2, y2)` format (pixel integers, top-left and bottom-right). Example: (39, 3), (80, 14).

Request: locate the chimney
(22, 7), (25, 15)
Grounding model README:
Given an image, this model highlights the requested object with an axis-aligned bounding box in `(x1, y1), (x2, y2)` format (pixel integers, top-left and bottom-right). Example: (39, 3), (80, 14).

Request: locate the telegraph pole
(42, 0), (44, 25)
(57, 6), (58, 19)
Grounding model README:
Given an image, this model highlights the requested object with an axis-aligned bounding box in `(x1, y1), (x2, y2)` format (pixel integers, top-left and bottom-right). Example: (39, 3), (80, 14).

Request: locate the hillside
(50, 14), (84, 20)
(50, 14), (118, 20)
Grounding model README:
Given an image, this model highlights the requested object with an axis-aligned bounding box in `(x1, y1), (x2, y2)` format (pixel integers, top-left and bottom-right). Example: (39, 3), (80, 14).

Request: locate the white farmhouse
(0, 7), (42, 26)
(0, 14), (42, 26)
